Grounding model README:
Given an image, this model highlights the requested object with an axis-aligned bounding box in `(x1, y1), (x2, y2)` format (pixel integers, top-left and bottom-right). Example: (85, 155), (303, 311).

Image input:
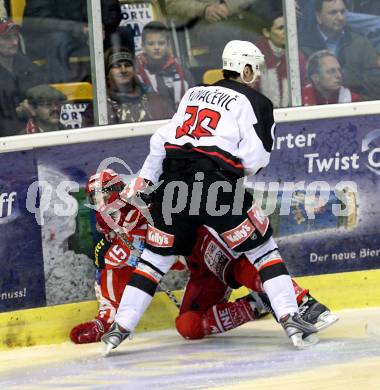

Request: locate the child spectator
(135, 21), (194, 110)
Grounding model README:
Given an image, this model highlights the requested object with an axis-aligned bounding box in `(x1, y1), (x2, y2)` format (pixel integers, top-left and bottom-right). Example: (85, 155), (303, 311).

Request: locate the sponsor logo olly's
(147, 227), (174, 247)
(226, 223), (253, 243)
(148, 231), (169, 245)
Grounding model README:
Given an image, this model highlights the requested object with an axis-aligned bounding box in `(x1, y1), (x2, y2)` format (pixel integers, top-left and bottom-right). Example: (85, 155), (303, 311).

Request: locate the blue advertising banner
(256, 114), (380, 276)
(0, 151), (45, 312)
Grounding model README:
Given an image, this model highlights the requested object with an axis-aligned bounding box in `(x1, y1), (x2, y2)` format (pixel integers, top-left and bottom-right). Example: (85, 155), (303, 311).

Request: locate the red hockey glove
(70, 318), (110, 344)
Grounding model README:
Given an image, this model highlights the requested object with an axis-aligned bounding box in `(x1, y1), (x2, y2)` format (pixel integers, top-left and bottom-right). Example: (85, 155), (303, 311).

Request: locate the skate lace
(298, 303), (309, 317)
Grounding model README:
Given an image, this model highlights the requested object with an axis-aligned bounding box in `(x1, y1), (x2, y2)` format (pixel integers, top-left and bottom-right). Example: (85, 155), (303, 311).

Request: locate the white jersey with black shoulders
(140, 79), (276, 183)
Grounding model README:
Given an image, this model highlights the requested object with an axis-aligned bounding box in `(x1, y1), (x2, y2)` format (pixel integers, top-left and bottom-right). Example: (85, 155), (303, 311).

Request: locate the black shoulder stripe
(215, 79), (275, 152)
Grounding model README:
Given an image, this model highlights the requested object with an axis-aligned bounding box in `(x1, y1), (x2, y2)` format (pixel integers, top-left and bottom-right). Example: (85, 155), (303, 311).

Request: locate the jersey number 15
(176, 106), (221, 140)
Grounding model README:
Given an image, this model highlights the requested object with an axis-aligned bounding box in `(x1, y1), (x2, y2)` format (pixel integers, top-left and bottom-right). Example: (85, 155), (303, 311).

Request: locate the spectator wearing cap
(105, 47), (174, 124)
(0, 18), (46, 137)
(135, 21), (194, 110)
(302, 50), (361, 105)
(17, 85), (67, 134)
(255, 1), (307, 107)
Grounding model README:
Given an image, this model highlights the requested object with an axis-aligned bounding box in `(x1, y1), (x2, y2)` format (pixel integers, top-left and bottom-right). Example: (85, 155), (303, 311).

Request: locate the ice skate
(280, 313), (319, 349)
(299, 294), (339, 331)
(101, 322), (131, 356)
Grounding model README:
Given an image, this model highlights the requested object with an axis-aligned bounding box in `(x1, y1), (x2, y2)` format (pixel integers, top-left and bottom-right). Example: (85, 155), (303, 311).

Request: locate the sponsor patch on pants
(221, 219), (256, 249)
(247, 204), (269, 236)
(146, 225), (174, 248)
(204, 240), (233, 283)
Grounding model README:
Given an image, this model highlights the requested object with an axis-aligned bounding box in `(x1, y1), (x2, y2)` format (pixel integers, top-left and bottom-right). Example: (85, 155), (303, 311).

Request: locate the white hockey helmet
(222, 40), (265, 84)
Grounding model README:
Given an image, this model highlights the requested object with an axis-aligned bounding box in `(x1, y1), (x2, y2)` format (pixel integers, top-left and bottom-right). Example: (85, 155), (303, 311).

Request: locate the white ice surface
(1, 307), (380, 390)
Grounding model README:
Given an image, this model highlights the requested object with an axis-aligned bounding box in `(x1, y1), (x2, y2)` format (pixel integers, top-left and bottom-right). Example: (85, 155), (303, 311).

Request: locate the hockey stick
(115, 231), (181, 309)
(157, 280), (181, 309)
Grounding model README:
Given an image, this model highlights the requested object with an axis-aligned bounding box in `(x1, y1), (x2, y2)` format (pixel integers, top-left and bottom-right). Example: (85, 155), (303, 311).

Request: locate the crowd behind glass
(0, 0), (379, 137)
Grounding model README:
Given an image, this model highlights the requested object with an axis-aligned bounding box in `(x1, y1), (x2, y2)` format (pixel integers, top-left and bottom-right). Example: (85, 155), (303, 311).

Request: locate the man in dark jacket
(105, 47), (174, 124)
(0, 19), (46, 137)
(299, 0), (380, 100)
(22, 0), (122, 83)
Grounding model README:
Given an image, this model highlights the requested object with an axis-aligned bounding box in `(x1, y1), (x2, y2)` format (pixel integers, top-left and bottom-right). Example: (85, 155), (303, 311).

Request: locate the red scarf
(135, 53), (186, 104)
(24, 119), (41, 134)
(256, 38), (288, 96)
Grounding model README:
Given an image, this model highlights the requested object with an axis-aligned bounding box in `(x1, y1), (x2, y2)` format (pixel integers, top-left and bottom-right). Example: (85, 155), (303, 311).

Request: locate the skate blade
(290, 332), (319, 349)
(315, 311), (339, 331)
(101, 342), (114, 357)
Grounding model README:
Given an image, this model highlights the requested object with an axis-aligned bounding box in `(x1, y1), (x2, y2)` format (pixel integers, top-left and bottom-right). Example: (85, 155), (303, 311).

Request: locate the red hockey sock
(231, 258), (309, 304)
(230, 258), (263, 292)
(176, 300), (257, 340)
(202, 299), (257, 336)
(292, 280), (309, 303)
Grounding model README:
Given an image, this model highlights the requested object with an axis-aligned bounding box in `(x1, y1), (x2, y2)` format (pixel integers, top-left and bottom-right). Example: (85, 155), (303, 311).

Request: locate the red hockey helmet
(86, 169), (124, 206)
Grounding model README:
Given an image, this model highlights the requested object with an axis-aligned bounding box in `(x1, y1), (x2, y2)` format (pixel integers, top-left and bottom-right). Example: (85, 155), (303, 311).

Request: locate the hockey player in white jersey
(102, 40), (318, 353)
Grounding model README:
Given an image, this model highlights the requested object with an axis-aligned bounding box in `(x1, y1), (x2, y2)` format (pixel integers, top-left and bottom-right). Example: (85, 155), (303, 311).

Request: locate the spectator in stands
(297, 0), (380, 54)
(165, 0), (260, 67)
(303, 50), (361, 105)
(22, 0), (122, 83)
(17, 85), (67, 134)
(0, 18), (46, 137)
(105, 47), (174, 124)
(299, 0), (380, 100)
(0, 2), (7, 18)
(135, 21), (194, 110)
(255, 1), (307, 107)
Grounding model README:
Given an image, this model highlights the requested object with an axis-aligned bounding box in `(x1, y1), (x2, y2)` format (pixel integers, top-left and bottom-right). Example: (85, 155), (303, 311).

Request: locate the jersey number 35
(176, 106), (221, 140)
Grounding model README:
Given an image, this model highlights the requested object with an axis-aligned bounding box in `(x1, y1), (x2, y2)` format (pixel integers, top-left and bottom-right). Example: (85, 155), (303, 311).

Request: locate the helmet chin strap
(240, 69), (259, 85)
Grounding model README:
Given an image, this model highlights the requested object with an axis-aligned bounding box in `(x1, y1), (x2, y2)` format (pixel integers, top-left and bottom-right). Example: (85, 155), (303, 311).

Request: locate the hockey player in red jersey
(175, 225), (337, 340)
(71, 169), (337, 344)
(70, 169), (147, 344)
